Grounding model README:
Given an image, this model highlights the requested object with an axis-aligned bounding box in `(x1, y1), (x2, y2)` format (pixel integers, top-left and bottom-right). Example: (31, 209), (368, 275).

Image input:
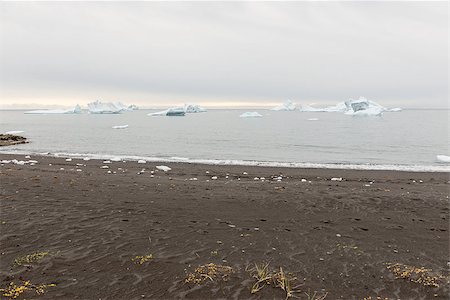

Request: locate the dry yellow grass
(0, 280), (56, 299)
(14, 251), (49, 266)
(132, 254), (153, 265)
(386, 262), (448, 288)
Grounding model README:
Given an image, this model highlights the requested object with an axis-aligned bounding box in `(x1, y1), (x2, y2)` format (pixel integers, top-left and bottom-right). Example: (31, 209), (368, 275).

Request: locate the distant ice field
(0, 109), (449, 172)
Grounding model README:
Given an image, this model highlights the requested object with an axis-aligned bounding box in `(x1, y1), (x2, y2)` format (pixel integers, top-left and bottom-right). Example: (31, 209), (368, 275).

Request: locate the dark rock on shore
(0, 134), (27, 147)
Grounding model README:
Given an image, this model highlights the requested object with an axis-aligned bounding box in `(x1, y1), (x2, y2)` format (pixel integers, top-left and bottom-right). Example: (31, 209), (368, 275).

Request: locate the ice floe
(112, 125), (129, 129)
(24, 104), (82, 114)
(5, 131), (24, 135)
(240, 112), (263, 118)
(436, 155), (450, 163)
(271, 100), (296, 111)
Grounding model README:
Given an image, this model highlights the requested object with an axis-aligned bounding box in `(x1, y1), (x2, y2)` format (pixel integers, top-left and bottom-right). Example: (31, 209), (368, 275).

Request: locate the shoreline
(0, 153), (449, 299)
(1, 150), (449, 173)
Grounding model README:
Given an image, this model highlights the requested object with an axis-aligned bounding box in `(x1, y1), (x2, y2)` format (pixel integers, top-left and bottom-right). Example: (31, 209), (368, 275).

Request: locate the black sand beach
(0, 154), (448, 299)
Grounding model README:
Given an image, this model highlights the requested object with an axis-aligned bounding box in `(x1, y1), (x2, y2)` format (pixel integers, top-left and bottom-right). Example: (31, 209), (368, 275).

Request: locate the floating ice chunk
(87, 101), (124, 114)
(83, 157), (91, 161)
(25, 104), (81, 114)
(271, 100), (296, 111)
(5, 130), (24, 135)
(148, 107), (185, 116)
(240, 112), (263, 118)
(184, 103), (207, 113)
(25, 155), (31, 159)
(437, 155), (450, 163)
(387, 107), (402, 112)
(307, 118), (319, 121)
(65, 158), (72, 162)
(137, 160), (146, 164)
(331, 177), (343, 181)
(112, 125), (129, 129)
(156, 165), (171, 172)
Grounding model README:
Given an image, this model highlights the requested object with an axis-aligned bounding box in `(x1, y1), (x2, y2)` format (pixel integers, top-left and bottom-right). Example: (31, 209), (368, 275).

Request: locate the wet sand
(0, 154), (449, 299)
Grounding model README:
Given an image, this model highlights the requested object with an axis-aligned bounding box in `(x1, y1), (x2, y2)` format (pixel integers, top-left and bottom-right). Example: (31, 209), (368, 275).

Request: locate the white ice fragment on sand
(331, 177), (342, 181)
(103, 160), (111, 164)
(205, 171), (210, 174)
(253, 177), (259, 181)
(60, 168), (64, 170)
(156, 165), (171, 172)
(240, 112), (263, 118)
(107, 170), (112, 174)
(28, 160), (38, 164)
(5, 130), (24, 134)
(83, 157), (90, 161)
(307, 118), (319, 121)
(243, 172), (248, 175)
(65, 158), (72, 162)
(211, 176), (218, 180)
(25, 155), (31, 159)
(101, 166), (109, 169)
(336, 234), (341, 237)
(112, 125), (129, 129)
(76, 169), (82, 172)
(137, 160), (146, 164)
(111, 157), (121, 162)
(271, 100), (296, 111)
(436, 155), (450, 163)
(189, 177), (198, 181)
(301, 179), (307, 182)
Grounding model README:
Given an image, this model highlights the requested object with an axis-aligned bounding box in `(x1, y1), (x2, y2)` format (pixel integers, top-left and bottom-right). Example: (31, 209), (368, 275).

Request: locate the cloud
(0, 1), (448, 108)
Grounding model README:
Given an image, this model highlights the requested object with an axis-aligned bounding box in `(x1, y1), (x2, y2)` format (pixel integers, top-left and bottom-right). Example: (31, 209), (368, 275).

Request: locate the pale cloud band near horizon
(0, 1), (448, 109)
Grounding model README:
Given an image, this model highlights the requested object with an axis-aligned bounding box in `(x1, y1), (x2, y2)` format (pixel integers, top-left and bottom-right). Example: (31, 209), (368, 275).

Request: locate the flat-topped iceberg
(271, 100), (296, 111)
(148, 107), (186, 116)
(25, 104), (82, 114)
(240, 112), (263, 118)
(184, 103), (206, 113)
(87, 101), (137, 114)
(112, 125), (129, 129)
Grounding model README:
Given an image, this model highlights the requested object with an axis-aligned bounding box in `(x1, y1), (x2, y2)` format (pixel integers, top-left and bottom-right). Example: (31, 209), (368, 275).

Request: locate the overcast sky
(0, 1), (448, 108)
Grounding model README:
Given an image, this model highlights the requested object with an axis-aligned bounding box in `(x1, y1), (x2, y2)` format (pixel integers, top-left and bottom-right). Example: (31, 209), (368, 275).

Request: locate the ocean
(0, 109), (449, 172)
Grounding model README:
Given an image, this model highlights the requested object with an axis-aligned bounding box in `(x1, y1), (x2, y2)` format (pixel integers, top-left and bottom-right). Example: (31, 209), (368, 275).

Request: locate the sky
(0, 1), (448, 109)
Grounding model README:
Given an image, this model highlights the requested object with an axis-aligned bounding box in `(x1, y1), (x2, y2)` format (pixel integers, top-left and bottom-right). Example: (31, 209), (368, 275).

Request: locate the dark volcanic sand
(0, 154), (448, 300)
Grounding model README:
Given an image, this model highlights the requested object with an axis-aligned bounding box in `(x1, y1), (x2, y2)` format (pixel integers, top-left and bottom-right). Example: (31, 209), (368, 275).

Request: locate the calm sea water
(0, 109), (449, 171)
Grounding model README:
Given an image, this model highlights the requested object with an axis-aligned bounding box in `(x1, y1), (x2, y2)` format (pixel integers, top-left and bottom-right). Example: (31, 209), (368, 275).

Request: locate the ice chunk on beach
(87, 101), (125, 114)
(184, 103), (207, 113)
(148, 107), (186, 116)
(25, 104), (82, 114)
(112, 125), (129, 129)
(436, 155), (450, 163)
(5, 130), (24, 135)
(271, 100), (296, 111)
(156, 165), (171, 172)
(240, 112), (263, 118)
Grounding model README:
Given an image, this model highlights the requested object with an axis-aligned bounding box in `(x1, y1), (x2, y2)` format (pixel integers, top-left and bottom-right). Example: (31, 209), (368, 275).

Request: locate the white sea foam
(1, 150), (448, 172)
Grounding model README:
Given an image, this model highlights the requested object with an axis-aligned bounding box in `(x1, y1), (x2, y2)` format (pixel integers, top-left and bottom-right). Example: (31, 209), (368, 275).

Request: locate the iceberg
(436, 155), (450, 163)
(299, 102), (348, 112)
(87, 101), (126, 114)
(148, 107), (186, 116)
(240, 112), (263, 118)
(25, 104), (82, 114)
(5, 130), (24, 134)
(271, 100), (296, 111)
(184, 103), (207, 113)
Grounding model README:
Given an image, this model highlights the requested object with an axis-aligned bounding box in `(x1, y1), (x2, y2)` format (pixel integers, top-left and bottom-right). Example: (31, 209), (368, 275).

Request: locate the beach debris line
(0, 280), (56, 299)
(185, 263), (233, 285)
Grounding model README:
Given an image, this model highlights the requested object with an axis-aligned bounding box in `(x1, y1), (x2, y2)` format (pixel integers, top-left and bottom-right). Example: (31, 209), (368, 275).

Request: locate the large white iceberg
(240, 112), (263, 118)
(299, 97), (401, 116)
(87, 101), (137, 114)
(148, 107), (186, 116)
(271, 100), (296, 111)
(184, 103), (206, 113)
(25, 104), (82, 114)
